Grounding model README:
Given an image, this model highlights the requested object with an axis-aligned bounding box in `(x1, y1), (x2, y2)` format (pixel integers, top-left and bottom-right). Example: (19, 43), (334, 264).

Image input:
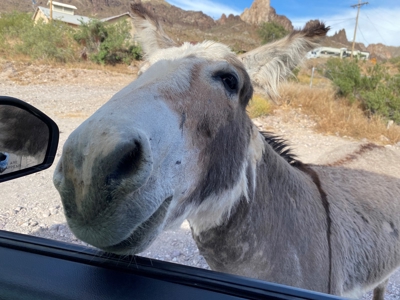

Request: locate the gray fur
(194, 139), (400, 298)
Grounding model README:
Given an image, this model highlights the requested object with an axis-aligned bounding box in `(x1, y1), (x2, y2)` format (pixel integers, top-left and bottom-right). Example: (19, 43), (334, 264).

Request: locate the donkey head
(53, 3), (329, 254)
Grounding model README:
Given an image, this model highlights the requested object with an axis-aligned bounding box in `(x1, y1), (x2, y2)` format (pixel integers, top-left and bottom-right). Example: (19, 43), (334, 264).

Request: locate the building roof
(100, 12), (133, 22)
(47, 1), (77, 10)
(34, 6), (92, 25)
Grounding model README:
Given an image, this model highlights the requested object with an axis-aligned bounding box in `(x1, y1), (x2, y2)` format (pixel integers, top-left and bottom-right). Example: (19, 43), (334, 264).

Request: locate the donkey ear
(130, 1), (177, 58)
(239, 21), (329, 99)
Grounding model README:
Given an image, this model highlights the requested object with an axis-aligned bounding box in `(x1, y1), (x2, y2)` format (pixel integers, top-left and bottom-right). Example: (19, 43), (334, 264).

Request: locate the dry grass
(247, 94), (273, 119)
(0, 56), (137, 74)
(63, 61), (136, 74)
(278, 82), (400, 145)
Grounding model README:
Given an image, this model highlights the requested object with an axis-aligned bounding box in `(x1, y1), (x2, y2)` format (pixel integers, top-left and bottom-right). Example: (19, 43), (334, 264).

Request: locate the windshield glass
(1, 1), (399, 299)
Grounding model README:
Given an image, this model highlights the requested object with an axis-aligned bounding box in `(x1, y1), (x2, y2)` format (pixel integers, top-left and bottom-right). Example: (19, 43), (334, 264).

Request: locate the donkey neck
(192, 133), (331, 292)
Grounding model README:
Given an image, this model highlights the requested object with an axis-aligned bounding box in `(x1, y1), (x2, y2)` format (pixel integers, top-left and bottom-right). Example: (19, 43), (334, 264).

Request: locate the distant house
(32, 1), (138, 44)
(101, 12), (137, 39)
(32, 1), (92, 27)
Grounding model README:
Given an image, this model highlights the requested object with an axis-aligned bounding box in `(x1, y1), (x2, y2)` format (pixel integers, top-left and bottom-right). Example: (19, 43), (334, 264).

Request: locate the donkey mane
(261, 131), (298, 165)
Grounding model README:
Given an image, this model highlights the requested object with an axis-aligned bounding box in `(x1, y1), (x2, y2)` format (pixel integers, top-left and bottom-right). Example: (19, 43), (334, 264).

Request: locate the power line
(327, 18), (354, 26)
(326, 18), (354, 22)
(361, 11), (396, 31)
(371, 10), (397, 28)
(363, 11), (388, 45)
(356, 24), (369, 45)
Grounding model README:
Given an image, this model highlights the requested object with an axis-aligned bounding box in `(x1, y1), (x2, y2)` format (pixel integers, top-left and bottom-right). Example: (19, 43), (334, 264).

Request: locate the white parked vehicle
(307, 47), (370, 60)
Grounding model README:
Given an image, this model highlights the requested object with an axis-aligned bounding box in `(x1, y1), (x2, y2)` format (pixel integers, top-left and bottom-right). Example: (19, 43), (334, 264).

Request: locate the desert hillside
(1, 0), (399, 58)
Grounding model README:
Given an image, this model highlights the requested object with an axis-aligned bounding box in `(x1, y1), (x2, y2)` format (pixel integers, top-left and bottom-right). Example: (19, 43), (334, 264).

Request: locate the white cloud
(166, 0), (241, 19)
(290, 7), (400, 47)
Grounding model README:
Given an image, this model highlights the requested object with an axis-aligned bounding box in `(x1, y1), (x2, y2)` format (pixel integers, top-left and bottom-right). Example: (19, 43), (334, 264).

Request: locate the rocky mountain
(1, 0), (398, 58)
(240, 0), (293, 31)
(137, 1), (261, 52)
(366, 44), (400, 60)
(330, 29), (349, 46)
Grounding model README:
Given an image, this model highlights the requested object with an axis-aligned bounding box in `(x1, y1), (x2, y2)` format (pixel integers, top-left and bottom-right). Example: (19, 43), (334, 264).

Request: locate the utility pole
(350, 0), (368, 59)
(49, 0), (53, 22)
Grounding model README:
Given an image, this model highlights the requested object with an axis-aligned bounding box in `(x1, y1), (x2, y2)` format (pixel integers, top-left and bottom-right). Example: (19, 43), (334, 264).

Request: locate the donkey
(53, 4), (400, 299)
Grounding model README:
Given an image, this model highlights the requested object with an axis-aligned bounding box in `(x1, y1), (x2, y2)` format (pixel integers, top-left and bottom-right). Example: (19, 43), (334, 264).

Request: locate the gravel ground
(1, 61), (400, 298)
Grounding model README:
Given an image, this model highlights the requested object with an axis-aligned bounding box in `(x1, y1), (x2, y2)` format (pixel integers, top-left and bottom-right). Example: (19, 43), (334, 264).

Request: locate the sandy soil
(1, 62), (400, 299)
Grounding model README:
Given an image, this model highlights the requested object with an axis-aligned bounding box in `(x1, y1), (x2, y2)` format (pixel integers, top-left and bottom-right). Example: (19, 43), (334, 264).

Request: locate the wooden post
(310, 67), (315, 88)
(49, 0), (53, 22)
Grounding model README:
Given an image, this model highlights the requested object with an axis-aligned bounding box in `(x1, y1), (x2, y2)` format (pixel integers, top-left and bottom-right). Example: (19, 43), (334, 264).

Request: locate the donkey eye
(219, 73), (238, 94)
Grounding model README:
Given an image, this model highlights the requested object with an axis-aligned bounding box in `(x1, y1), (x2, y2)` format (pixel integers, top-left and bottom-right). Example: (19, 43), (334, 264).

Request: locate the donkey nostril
(106, 140), (143, 184)
(117, 140), (142, 177)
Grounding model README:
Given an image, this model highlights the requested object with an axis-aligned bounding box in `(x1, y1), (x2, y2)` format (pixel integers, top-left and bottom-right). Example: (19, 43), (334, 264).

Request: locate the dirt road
(1, 62), (400, 299)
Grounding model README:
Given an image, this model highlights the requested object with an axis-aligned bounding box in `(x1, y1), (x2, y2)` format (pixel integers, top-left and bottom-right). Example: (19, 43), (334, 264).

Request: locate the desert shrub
(247, 94), (272, 118)
(0, 11), (31, 37)
(73, 19), (107, 53)
(0, 12), (76, 62)
(17, 20), (76, 62)
(389, 56), (400, 72)
(279, 82), (400, 144)
(0, 12), (32, 52)
(258, 22), (288, 44)
(325, 58), (361, 100)
(74, 19), (142, 65)
(325, 58), (400, 123)
(129, 44), (142, 61)
(389, 56), (400, 65)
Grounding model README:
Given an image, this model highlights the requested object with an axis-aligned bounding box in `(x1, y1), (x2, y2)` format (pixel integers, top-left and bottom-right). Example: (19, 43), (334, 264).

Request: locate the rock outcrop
(217, 13), (242, 26)
(139, 1), (215, 30)
(367, 44), (399, 60)
(241, 0), (271, 25)
(331, 29), (348, 45)
(268, 7), (293, 31)
(240, 0), (293, 31)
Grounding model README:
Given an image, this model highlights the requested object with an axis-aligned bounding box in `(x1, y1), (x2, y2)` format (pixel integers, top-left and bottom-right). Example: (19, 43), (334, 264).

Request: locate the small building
(48, 1), (77, 15)
(32, 1), (93, 27)
(32, 1), (137, 41)
(101, 12), (137, 40)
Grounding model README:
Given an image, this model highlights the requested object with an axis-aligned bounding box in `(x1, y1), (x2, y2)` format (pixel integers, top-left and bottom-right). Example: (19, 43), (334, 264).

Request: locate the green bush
(325, 58), (361, 100)
(389, 56), (400, 72)
(0, 11), (31, 37)
(258, 22), (288, 45)
(17, 20), (75, 62)
(0, 11), (32, 52)
(74, 19), (142, 65)
(0, 12), (76, 62)
(325, 58), (400, 123)
(73, 19), (107, 53)
(0, 11), (142, 65)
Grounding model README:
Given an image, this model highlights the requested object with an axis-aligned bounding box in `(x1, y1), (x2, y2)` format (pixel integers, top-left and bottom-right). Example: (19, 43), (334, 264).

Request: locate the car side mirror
(0, 96), (59, 183)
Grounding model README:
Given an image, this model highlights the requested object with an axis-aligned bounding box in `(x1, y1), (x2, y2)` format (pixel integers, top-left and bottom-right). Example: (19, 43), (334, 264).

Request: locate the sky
(165, 0), (400, 47)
